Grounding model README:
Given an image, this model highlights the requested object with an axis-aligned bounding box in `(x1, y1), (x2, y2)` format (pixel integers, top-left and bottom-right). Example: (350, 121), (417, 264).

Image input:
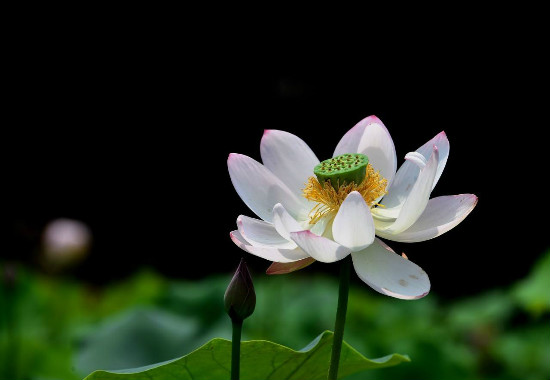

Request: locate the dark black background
(3, 27), (547, 299)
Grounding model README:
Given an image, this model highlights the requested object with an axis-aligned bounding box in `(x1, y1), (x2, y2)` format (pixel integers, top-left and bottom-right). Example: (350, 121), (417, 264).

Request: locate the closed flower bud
(42, 218), (91, 268)
(224, 258), (256, 322)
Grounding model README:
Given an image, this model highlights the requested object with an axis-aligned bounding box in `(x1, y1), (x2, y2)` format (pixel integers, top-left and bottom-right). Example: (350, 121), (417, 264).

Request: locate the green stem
(231, 319), (243, 380)
(328, 255), (351, 380)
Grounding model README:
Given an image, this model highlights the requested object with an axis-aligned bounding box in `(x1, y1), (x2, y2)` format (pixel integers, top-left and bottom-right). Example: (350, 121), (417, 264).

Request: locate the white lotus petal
(332, 191), (375, 251)
(230, 230), (309, 263)
(228, 154), (305, 222)
(352, 238), (430, 300)
(404, 152), (427, 168)
(333, 115), (397, 187)
(272, 203), (304, 241)
(377, 194), (478, 242)
(372, 218), (394, 231)
(322, 217), (336, 239)
(237, 215), (297, 249)
(381, 146), (439, 234)
(290, 230), (351, 263)
(371, 206), (400, 221)
(309, 215), (332, 236)
(261, 130), (319, 202)
(382, 131), (449, 209)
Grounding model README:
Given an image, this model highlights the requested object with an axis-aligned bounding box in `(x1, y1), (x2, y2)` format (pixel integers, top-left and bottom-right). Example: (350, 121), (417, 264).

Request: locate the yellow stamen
(302, 164), (387, 224)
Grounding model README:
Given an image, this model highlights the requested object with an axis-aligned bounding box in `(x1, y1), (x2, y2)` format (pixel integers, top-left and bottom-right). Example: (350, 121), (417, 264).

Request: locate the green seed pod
(314, 153), (369, 189)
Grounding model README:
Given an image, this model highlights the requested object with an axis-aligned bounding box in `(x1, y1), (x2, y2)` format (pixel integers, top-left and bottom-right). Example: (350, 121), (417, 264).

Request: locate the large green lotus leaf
(84, 331), (409, 380)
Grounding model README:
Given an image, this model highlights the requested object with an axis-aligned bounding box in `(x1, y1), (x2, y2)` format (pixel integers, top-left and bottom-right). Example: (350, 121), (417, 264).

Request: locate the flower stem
(328, 255), (351, 380)
(231, 319), (243, 380)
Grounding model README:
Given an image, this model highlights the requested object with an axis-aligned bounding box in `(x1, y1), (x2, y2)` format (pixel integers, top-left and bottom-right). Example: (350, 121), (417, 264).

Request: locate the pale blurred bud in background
(42, 218), (91, 269)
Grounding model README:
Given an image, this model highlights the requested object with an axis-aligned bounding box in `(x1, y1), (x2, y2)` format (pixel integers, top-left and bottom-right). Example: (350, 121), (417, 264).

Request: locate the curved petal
(266, 257), (316, 275)
(352, 239), (430, 300)
(333, 115), (397, 187)
(382, 131), (449, 209)
(332, 191), (375, 251)
(290, 230), (351, 263)
(377, 194), (478, 242)
(261, 130), (319, 202)
(228, 154), (305, 222)
(381, 146), (439, 234)
(309, 214), (332, 236)
(230, 230), (309, 263)
(272, 203), (304, 240)
(371, 206), (400, 221)
(237, 215), (297, 249)
(404, 152), (427, 168)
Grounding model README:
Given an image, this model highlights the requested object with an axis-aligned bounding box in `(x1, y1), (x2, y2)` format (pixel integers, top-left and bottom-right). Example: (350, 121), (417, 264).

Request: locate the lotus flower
(228, 116), (477, 299)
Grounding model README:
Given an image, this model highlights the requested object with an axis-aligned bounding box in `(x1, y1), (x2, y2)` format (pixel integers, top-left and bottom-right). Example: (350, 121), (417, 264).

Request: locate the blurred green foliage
(513, 251), (550, 316)
(1, 250), (549, 380)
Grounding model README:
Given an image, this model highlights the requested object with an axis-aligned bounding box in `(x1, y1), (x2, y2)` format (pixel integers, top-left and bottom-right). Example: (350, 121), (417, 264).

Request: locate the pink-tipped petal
(228, 153), (305, 222)
(261, 130), (319, 202)
(333, 115), (397, 187)
(230, 230), (309, 263)
(377, 194), (478, 242)
(266, 257), (316, 275)
(381, 146), (439, 235)
(352, 238), (430, 300)
(289, 230), (351, 263)
(237, 215), (296, 249)
(382, 131), (449, 209)
(332, 191), (375, 251)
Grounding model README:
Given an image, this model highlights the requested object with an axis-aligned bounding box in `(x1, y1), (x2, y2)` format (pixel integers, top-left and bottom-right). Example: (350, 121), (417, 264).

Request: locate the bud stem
(328, 255), (351, 380)
(231, 319), (243, 380)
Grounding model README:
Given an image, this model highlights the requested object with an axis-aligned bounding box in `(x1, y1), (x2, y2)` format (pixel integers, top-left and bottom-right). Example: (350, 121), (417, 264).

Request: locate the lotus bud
(42, 218), (91, 268)
(224, 258), (256, 322)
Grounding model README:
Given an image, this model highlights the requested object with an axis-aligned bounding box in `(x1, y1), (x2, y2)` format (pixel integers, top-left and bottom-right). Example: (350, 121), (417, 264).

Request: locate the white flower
(228, 115), (477, 299)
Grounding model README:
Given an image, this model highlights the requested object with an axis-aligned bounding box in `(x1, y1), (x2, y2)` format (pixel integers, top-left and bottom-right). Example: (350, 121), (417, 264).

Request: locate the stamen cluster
(303, 164), (388, 224)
